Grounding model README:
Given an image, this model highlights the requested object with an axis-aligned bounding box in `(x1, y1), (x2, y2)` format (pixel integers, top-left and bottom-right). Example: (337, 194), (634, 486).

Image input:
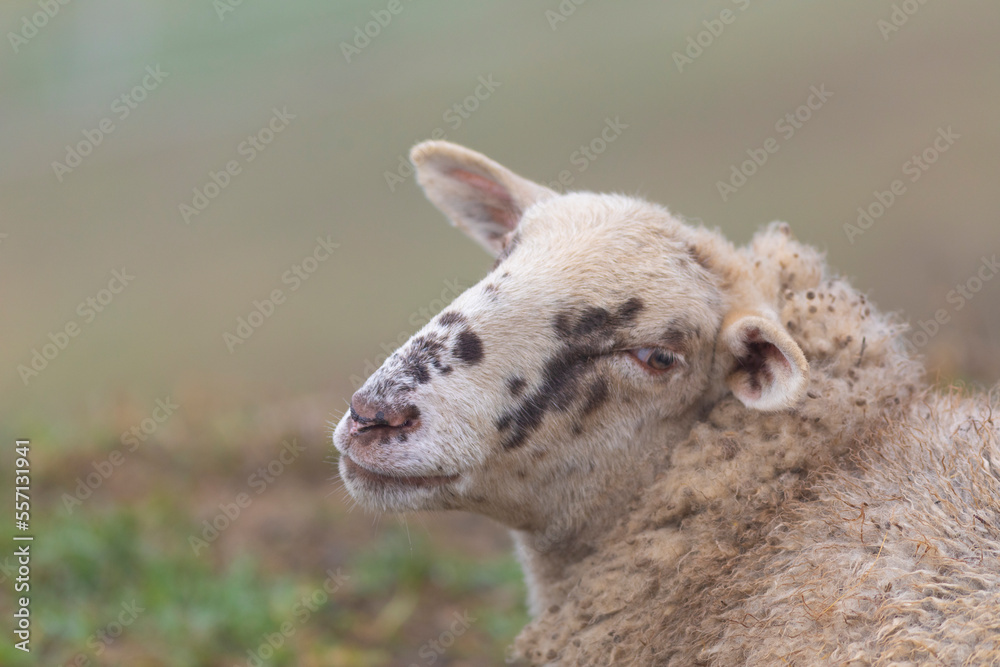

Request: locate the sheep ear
(719, 311), (809, 411)
(410, 140), (556, 257)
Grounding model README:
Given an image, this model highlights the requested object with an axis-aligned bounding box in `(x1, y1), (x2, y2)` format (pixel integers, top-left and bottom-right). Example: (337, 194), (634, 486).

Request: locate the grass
(2, 508), (295, 666)
(0, 397), (526, 666)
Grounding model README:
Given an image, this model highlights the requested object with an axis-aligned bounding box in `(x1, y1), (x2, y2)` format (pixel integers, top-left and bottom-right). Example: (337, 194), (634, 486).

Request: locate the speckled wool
(512, 225), (1000, 666)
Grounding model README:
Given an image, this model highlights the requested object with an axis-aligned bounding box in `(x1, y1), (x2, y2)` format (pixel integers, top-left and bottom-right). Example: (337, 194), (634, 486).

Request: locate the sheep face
(333, 141), (810, 532)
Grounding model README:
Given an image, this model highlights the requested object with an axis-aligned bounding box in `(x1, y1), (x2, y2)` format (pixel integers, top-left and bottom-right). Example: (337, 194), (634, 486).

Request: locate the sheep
(332, 140), (1000, 665)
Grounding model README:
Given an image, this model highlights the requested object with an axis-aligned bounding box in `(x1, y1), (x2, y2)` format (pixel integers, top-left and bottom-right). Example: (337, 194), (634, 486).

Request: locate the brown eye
(631, 347), (677, 371)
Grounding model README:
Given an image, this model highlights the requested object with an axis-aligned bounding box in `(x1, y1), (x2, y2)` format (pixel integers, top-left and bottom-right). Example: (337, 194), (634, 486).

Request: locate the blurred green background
(1, 1), (998, 665)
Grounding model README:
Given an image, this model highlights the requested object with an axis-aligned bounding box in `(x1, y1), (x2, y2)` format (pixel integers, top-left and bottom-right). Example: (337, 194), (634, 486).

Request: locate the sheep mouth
(340, 453), (459, 488)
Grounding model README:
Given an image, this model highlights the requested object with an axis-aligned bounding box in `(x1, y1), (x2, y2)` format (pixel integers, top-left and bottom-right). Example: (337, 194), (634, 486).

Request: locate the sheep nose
(348, 392), (421, 437)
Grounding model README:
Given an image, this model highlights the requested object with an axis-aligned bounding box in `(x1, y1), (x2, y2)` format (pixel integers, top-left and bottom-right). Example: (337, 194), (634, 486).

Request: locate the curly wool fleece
(512, 225), (1000, 666)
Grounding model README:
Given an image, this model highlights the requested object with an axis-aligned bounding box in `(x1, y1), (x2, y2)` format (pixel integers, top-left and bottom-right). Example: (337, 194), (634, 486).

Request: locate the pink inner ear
(448, 169), (511, 202)
(762, 341), (792, 374)
(484, 206), (520, 231)
(449, 168), (520, 230)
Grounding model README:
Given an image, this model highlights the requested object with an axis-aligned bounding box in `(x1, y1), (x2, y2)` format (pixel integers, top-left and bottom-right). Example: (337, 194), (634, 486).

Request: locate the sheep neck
(510, 416), (695, 616)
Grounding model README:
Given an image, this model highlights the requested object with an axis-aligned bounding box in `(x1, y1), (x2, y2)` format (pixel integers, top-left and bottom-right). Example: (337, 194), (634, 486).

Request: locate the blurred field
(0, 390), (526, 666)
(1, 1), (998, 665)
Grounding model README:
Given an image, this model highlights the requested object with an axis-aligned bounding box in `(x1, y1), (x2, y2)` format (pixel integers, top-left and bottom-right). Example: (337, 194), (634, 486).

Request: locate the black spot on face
(497, 393), (547, 450)
(616, 297), (644, 323)
(438, 311), (467, 328)
(398, 334), (447, 385)
(498, 298), (641, 450)
(660, 326), (688, 349)
(412, 365), (430, 383)
(580, 377), (609, 417)
(552, 298), (644, 342)
(553, 312), (572, 338)
(496, 412), (513, 431)
(453, 328), (484, 365)
(482, 283), (501, 301)
(507, 376), (527, 397)
(574, 307), (612, 337)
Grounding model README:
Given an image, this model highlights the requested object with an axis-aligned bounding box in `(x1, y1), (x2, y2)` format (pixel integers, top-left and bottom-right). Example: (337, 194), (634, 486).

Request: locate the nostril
(350, 405), (385, 427)
(349, 392), (387, 425)
(348, 393), (421, 434)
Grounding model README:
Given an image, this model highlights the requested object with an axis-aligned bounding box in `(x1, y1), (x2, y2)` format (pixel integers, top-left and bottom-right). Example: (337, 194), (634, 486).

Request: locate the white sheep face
(333, 141), (810, 532)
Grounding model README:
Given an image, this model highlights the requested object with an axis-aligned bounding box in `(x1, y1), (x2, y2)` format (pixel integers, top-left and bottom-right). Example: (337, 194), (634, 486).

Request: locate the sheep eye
(630, 347), (677, 371)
